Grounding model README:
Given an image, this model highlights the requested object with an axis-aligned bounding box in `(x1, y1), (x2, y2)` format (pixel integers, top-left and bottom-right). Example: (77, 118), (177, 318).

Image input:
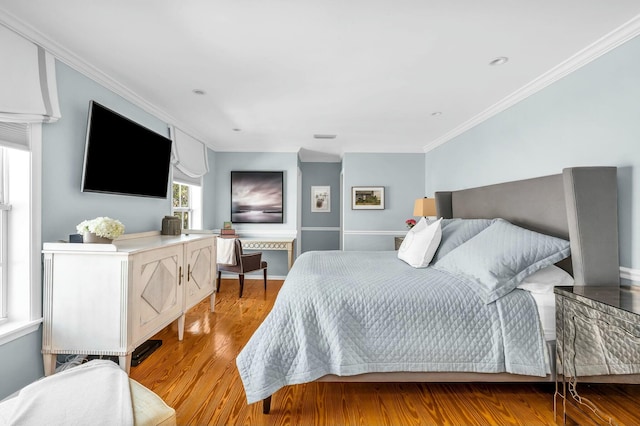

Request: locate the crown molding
(0, 10), (212, 146)
(423, 14), (640, 153)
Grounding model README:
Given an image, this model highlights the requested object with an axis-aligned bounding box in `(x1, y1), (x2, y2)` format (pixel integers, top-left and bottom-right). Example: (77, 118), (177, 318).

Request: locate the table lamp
(413, 197), (437, 218)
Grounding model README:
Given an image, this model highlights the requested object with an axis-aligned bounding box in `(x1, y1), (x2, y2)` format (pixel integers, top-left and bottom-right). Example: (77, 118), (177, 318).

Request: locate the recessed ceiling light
(232, 128), (241, 132)
(431, 111), (442, 116)
(489, 57), (509, 66)
(192, 89), (206, 95)
(313, 134), (337, 139)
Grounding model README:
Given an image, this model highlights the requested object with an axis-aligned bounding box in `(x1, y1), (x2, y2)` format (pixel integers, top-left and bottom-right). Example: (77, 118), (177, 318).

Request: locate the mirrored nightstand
(554, 286), (640, 426)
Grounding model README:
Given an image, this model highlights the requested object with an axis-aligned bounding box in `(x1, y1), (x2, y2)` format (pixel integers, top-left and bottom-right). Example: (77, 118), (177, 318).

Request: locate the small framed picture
(352, 186), (385, 210)
(223, 221), (233, 230)
(311, 186), (330, 212)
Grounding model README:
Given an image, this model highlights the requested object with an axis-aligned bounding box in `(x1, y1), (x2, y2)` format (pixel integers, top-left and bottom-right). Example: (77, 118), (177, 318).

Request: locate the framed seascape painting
(311, 186), (330, 212)
(352, 186), (385, 210)
(231, 171), (284, 223)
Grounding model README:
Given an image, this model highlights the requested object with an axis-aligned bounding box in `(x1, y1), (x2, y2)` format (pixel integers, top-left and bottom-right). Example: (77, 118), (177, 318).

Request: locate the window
(0, 124), (43, 345)
(0, 27), (58, 344)
(172, 180), (203, 230)
(172, 182), (191, 229)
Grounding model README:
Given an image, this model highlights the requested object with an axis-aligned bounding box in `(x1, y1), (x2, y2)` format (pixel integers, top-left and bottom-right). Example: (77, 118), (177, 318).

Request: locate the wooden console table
(240, 238), (296, 271)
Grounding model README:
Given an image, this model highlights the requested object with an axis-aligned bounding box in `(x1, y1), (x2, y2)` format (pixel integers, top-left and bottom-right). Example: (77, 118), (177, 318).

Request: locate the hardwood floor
(129, 279), (640, 426)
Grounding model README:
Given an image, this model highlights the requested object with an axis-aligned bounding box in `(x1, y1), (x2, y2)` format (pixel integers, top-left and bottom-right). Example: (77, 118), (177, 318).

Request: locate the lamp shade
(413, 197), (437, 217)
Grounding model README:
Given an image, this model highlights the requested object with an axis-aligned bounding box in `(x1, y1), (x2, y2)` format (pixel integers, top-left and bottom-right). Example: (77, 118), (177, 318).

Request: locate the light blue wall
(425, 34), (640, 270)
(42, 62), (172, 243)
(0, 330), (42, 399)
(300, 162), (341, 252)
(301, 231), (341, 253)
(202, 149), (217, 230)
(343, 153), (425, 251)
(212, 152), (299, 277)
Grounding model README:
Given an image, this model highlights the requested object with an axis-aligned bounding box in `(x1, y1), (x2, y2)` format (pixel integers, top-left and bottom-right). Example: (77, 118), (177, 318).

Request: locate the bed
(236, 166), (620, 414)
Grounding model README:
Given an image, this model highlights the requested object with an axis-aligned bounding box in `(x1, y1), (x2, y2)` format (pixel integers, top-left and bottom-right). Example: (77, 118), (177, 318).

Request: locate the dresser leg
(119, 354), (132, 374)
(43, 354), (56, 376)
(178, 314), (185, 341)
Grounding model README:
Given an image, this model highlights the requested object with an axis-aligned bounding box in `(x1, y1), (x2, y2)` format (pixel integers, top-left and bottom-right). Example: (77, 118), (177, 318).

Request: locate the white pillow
(398, 218), (442, 268)
(516, 264), (574, 294)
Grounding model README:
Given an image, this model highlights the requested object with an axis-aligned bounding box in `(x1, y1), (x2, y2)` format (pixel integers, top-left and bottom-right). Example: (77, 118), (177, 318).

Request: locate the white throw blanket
(216, 237), (237, 265)
(1, 360), (134, 426)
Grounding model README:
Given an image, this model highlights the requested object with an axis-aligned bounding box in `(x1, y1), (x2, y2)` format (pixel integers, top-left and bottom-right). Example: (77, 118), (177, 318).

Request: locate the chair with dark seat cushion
(216, 238), (267, 298)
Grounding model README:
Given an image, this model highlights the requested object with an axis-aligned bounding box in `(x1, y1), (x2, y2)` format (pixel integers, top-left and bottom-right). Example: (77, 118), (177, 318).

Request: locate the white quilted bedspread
(236, 251), (549, 403)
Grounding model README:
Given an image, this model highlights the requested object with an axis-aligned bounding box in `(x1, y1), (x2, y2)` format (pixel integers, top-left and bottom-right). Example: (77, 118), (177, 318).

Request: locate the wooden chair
(216, 238), (267, 298)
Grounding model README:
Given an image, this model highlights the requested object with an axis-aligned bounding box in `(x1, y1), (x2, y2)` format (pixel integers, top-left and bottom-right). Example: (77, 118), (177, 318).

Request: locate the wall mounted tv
(81, 100), (172, 198)
(231, 171), (284, 223)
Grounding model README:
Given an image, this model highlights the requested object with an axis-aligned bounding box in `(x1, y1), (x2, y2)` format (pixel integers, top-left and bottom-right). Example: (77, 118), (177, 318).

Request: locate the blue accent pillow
(431, 218), (496, 264)
(433, 218), (571, 304)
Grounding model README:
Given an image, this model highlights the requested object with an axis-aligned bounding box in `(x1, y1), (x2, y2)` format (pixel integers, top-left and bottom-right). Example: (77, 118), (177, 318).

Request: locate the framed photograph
(231, 171), (284, 223)
(352, 186), (385, 210)
(311, 186), (330, 212)
(223, 221), (232, 230)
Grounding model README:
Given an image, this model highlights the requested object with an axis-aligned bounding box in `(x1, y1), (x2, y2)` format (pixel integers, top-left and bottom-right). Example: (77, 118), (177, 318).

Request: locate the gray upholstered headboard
(434, 167), (619, 287)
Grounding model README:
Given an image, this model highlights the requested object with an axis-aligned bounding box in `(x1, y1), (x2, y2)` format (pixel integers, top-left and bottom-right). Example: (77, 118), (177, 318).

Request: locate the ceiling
(1, 1), (640, 162)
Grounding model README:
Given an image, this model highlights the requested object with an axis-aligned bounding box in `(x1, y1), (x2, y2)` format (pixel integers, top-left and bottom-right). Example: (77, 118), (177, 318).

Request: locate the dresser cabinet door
(43, 253), (128, 354)
(131, 244), (184, 345)
(184, 237), (216, 310)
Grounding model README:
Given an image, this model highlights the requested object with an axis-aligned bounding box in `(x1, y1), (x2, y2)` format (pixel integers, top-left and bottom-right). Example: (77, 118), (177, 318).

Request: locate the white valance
(172, 166), (202, 186)
(171, 127), (209, 178)
(0, 24), (61, 123)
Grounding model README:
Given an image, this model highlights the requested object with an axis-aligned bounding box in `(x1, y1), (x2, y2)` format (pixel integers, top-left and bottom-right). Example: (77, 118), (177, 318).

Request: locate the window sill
(0, 318), (42, 346)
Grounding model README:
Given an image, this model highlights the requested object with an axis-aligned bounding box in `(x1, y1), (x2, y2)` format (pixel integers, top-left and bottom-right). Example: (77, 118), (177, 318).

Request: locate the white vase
(83, 231), (113, 244)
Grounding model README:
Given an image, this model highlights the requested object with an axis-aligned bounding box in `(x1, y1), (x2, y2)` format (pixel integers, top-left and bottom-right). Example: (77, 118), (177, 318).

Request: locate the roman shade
(0, 122), (32, 151)
(0, 24), (61, 125)
(171, 127), (209, 184)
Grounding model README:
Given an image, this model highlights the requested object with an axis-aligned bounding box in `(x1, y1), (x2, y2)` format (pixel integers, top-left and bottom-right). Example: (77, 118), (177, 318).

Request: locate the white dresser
(42, 232), (216, 375)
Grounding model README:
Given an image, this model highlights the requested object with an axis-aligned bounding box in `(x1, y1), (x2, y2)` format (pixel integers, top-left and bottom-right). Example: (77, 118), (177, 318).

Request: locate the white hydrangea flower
(76, 217), (125, 239)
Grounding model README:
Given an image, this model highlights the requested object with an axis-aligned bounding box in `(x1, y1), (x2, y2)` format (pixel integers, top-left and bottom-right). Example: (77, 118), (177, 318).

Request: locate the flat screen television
(81, 100), (172, 198)
(231, 171), (284, 223)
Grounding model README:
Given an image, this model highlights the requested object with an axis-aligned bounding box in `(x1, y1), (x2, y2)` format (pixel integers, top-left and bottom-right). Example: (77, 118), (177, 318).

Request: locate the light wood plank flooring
(129, 278), (640, 425)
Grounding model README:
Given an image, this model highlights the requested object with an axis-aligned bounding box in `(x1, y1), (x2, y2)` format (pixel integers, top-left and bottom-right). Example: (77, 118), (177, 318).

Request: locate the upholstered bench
(128, 378), (176, 426)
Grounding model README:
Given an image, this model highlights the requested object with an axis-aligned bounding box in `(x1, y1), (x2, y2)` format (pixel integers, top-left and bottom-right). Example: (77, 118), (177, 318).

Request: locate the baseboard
(620, 266), (640, 285)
